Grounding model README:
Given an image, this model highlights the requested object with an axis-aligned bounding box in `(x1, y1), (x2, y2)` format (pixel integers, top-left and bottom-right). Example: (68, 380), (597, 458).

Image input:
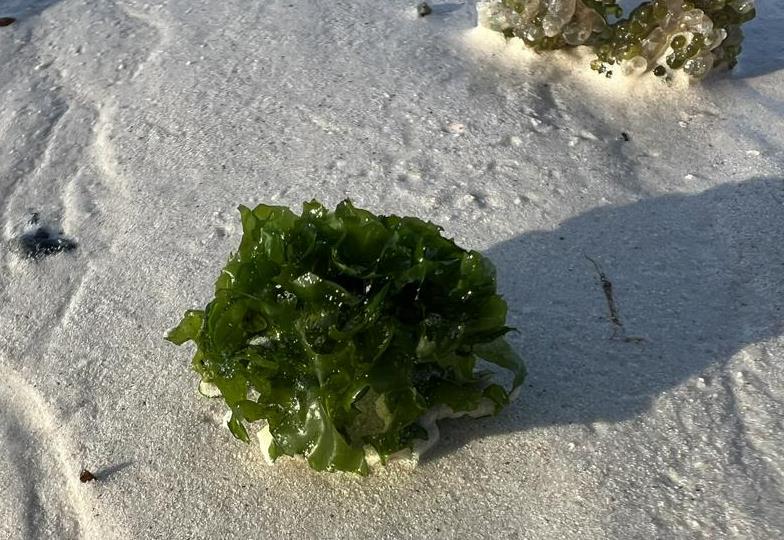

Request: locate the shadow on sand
(727, 6), (784, 80)
(1, 0), (62, 20)
(424, 176), (783, 462)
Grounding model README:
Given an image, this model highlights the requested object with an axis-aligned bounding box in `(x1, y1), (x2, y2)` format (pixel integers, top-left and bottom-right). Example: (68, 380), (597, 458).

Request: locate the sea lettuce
(167, 200), (524, 474)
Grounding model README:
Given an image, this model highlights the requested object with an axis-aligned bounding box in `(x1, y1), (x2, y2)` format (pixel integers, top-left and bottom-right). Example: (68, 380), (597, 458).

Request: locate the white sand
(1, 0), (783, 538)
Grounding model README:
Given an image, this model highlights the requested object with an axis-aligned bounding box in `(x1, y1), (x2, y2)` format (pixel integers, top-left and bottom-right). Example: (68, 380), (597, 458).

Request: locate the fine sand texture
(1, 1), (783, 538)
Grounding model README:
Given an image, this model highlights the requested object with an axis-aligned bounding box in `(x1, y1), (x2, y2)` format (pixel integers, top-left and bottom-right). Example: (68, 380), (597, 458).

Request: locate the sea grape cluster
(479, 0), (757, 79)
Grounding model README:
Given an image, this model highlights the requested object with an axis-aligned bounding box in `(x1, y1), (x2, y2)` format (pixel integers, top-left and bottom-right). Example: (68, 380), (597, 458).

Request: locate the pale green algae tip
(479, 0), (757, 79)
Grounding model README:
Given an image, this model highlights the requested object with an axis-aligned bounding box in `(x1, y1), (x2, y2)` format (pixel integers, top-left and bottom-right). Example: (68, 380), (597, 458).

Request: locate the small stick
(585, 256), (623, 334)
(585, 256), (647, 343)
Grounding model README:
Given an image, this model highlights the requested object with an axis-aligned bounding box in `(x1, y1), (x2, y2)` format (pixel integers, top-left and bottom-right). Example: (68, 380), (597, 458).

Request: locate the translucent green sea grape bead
(479, 0), (757, 79)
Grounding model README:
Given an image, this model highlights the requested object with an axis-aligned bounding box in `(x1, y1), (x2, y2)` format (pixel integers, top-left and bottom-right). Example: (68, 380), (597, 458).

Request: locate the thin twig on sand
(585, 255), (646, 343)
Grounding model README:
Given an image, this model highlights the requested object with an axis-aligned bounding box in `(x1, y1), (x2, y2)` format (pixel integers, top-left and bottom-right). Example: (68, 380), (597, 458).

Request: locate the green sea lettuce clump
(167, 200), (524, 474)
(479, 0), (757, 79)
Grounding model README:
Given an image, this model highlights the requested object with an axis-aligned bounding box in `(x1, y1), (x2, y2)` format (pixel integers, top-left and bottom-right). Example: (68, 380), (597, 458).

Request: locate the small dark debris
(0, 17), (15, 27)
(417, 2), (432, 17)
(585, 256), (623, 331)
(80, 469), (96, 483)
(622, 335), (647, 344)
(621, 132), (630, 142)
(653, 65), (667, 77)
(15, 213), (77, 258)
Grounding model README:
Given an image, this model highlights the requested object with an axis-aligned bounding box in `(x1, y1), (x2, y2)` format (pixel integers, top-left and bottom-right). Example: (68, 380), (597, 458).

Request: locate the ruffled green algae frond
(479, 0), (757, 79)
(167, 200), (524, 474)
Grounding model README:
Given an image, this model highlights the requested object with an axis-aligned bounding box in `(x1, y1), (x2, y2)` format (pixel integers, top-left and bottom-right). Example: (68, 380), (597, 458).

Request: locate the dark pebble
(17, 227), (78, 258)
(417, 2), (432, 17)
(14, 213), (78, 259)
(80, 469), (96, 483)
(0, 17), (16, 27)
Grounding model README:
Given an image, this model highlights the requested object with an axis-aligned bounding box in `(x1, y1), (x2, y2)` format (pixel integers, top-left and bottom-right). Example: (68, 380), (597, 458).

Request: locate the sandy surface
(1, 0), (783, 538)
